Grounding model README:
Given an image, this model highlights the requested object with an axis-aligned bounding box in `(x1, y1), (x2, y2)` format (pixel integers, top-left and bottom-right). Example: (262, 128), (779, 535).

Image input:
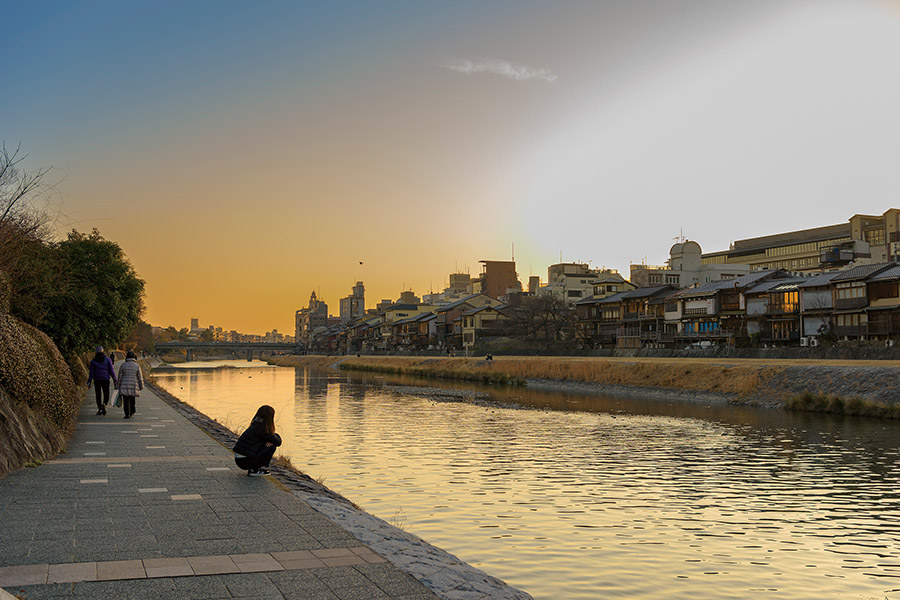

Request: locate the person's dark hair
(254, 405), (276, 435)
(126, 350), (137, 359)
(93, 351), (105, 363)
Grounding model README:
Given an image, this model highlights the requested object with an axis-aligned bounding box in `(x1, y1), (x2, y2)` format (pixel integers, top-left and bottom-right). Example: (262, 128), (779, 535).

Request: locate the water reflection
(153, 362), (900, 600)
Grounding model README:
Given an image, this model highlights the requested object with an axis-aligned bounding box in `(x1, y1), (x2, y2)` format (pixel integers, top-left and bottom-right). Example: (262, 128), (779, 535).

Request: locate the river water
(152, 360), (900, 600)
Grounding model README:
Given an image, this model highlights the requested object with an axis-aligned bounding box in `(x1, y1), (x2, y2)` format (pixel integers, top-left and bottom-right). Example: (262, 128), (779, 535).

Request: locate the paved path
(0, 387), (439, 600)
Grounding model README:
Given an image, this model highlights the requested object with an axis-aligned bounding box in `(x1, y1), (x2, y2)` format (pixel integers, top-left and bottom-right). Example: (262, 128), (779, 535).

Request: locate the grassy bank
(268, 355), (777, 398)
(784, 391), (900, 419)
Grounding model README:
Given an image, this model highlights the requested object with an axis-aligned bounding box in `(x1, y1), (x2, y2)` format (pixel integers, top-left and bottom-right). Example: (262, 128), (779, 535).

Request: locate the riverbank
(268, 355), (900, 416)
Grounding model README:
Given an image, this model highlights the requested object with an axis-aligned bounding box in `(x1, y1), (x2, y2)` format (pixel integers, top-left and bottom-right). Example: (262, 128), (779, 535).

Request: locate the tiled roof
(868, 264), (900, 281)
(831, 263), (895, 282)
(679, 270), (781, 297)
(798, 271), (843, 288)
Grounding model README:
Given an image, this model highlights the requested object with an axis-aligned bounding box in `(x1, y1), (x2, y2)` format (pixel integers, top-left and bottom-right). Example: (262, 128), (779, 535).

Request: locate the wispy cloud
(443, 58), (557, 83)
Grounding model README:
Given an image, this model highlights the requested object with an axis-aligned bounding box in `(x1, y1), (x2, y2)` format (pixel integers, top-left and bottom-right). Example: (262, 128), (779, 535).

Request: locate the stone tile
(143, 557), (194, 578)
(187, 555), (240, 575)
(95, 559), (146, 581)
(276, 557), (327, 570)
(47, 561), (97, 583)
(138, 487), (168, 493)
(311, 548), (357, 559)
(173, 574), (232, 598)
(79, 479), (108, 484)
(107, 464), (132, 468)
(230, 553), (284, 573)
(0, 563), (48, 586)
(220, 572), (283, 597)
(321, 556), (367, 568)
(270, 550), (315, 562)
(171, 494), (203, 501)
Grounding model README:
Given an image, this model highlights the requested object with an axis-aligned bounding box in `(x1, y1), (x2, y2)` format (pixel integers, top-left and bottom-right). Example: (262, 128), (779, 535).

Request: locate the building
(339, 281), (365, 323)
(295, 291), (328, 348)
(631, 241), (750, 288)
(461, 305), (510, 349)
(473, 260), (521, 300)
(699, 209), (900, 272)
(545, 263), (630, 305)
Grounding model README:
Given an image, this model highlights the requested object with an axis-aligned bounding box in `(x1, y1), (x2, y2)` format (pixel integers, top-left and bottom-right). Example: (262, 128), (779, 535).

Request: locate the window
(769, 290), (799, 313)
(865, 229), (886, 247)
(837, 314), (861, 327)
(869, 281), (898, 300)
(666, 275), (680, 285)
(568, 290), (582, 298)
(835, 282), (865, 300)
(771, 321), (797, 339)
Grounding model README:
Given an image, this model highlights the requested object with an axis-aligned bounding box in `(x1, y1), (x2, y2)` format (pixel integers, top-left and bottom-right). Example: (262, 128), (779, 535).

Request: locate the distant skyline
(6, 1), (900, 333)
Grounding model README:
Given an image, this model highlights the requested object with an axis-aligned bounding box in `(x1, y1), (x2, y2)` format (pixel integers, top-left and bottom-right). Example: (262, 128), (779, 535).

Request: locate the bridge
(155, 341), (296, 362)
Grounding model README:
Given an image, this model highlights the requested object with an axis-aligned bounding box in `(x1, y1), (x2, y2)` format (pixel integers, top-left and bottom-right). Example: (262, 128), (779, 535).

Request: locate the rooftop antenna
(512, 242), (515, 262)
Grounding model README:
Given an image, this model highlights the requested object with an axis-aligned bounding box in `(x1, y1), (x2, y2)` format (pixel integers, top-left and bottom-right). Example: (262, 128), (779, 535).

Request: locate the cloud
(443, 58), (557, 83)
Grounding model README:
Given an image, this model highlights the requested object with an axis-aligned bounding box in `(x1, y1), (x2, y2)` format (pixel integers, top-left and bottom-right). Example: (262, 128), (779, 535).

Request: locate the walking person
(87, 346), (117, 415)
(233, 405), (282, 476)
(116, 350), (143, 419)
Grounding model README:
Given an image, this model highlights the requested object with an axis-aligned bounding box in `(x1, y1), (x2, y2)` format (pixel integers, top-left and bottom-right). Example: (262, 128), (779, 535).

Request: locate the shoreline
(146, 380), (533, 600)
(268, 354), (900, 418)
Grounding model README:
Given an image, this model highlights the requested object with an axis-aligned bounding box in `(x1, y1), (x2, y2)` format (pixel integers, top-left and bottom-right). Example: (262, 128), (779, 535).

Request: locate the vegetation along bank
(268, 354), (900, 419)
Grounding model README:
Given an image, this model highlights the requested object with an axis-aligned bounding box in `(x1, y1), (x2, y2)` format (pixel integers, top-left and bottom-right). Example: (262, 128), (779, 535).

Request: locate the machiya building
(700, 209), (900, 272)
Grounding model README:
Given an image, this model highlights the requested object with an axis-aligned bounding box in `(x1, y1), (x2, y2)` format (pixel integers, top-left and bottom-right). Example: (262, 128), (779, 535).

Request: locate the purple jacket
(87, 357), (117, 386)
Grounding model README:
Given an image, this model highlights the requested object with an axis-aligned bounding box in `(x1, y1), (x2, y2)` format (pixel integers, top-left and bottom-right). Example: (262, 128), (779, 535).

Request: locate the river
(152, 360), (900, 600)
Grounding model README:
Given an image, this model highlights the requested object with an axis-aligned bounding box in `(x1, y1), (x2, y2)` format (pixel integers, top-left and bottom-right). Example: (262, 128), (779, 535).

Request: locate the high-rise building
(474, 260), (521, 300)
(339, 281), (365, 323)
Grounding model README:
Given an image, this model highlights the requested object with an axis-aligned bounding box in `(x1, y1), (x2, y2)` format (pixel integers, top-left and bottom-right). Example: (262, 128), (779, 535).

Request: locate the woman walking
(87, 346), (117, 415)
(233, 405), (282, 476)
(116, 350), (143, 419)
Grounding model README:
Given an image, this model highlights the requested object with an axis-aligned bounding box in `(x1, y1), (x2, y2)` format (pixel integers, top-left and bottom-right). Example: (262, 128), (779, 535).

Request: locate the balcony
(766, 304), (800, 315)
(676, 329), (732, 339)
(835, 325), (866, 337)
(683, 307), (709, 316)
(834, 297), (867, 310)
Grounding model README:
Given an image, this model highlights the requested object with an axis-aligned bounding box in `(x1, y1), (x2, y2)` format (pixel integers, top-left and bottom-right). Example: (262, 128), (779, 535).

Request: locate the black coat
(233, 417), (282, 458)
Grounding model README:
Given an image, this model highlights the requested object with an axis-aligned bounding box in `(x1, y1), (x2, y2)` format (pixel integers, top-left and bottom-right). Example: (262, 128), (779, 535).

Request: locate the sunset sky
(6, 1), (900, 334)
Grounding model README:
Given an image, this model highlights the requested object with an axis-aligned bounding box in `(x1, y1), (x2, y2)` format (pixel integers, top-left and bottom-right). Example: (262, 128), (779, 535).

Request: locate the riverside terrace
(0, 386), (530, 599)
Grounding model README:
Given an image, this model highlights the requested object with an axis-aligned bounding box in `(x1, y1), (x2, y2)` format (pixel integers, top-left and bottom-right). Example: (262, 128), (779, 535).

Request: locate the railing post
(247, 348), (252, 362)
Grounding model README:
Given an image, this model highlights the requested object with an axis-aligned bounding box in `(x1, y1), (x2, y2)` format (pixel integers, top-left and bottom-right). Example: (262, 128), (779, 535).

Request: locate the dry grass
(785, 391), (900, 418)
(274, 355), (776, 397)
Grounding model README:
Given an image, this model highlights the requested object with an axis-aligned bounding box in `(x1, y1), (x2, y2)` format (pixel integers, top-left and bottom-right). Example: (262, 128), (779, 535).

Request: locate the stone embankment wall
(270, 355), (900, 411)
(0, 273), (82, 477)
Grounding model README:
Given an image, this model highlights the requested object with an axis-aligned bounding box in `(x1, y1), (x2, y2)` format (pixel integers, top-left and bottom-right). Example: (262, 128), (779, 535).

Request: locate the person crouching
(233, 405), (282, 476)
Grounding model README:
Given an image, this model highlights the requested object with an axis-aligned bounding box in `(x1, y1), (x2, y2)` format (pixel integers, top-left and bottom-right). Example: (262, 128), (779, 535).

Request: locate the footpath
(0, 387), (448, 599)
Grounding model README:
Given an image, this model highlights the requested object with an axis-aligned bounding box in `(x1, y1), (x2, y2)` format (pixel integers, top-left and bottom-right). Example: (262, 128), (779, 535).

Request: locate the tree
(39, 229), (145, 357)
(501, 294), (575, 344)
(0, 144), (62, 324)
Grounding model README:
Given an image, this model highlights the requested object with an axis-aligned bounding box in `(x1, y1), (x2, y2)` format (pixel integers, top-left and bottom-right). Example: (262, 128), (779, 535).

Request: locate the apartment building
(700, 209), (900, 273)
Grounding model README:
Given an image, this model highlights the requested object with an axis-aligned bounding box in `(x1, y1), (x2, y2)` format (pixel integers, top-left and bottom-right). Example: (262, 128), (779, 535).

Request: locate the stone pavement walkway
(0, 387), (439, 600)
